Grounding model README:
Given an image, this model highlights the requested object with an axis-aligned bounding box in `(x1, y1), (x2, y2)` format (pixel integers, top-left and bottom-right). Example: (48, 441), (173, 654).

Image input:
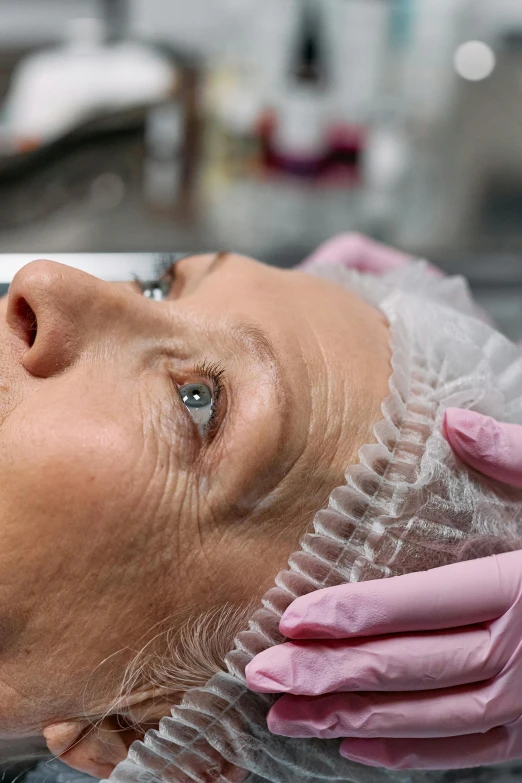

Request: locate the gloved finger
(444, 409), (522, 488)
(279, 552), (518, 639)
(339, 724), (520, 770)
(246, 625), (501, 695)
(266, 681), (517, 740)
(299, 233), (413, 273)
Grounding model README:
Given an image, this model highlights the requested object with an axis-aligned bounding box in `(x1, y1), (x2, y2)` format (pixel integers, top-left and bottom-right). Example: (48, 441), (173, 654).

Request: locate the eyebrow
(204, 250), (230, 278)
(203, 253), (291, 407)
(229, 320), (281, 373)
(228, 319), (292, 437)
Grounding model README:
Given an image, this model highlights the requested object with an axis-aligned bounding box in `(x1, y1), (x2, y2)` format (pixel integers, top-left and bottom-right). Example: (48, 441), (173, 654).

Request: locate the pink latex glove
(444, 408), (522, 489)
(298, 233), (413, 273)
(246, 409), (522, 770)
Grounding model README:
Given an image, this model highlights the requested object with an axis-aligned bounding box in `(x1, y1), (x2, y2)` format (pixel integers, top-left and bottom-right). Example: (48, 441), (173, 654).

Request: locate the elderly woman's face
(0, 255), (390, 769)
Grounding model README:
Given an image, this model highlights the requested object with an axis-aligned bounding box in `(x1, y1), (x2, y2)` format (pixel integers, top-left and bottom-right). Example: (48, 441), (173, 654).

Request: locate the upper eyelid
(133, 251), (230, 299)
(157, 254), (207, 285)
(154, 253), (194, 277)
(131, 255), (189, 297)
(131, 269), (175, 299)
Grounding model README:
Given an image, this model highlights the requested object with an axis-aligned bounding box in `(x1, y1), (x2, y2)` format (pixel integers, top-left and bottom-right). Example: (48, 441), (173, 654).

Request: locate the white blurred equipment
(2, 17), (177, 153)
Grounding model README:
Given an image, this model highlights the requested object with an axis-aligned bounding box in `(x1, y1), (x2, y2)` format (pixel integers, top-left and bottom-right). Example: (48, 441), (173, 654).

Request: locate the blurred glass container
(202, 59), (263, 184)
(361, 103), (410, 238)
(268, 0), (331, 177)
(143, 101), (184, 209)
(141, 58), (201, 219)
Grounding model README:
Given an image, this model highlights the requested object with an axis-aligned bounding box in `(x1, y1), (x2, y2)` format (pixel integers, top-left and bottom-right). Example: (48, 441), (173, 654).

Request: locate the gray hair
(0, 601), (256, 777)
(118, 600), (257, 703)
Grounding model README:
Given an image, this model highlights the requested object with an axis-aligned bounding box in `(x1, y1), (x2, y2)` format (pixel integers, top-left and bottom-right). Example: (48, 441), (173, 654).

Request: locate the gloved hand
(298, 233), (413, 273)
(445, 408), (522, 489)
(245, 409), (522, 770)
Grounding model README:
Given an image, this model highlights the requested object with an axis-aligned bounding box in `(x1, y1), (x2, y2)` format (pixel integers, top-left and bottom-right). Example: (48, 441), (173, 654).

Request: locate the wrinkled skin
(0, 253), (390, 776)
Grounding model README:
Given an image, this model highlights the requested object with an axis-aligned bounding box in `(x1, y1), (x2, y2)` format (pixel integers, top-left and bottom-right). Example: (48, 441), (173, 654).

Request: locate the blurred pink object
(299, 232), (446, 280)
(299, 232), (413, 273)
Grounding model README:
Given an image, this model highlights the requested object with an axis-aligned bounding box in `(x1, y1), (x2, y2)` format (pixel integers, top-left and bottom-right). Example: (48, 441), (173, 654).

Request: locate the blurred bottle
(361, 102), (410, 239)
(143, 100), (184, 210)
(203, 58), (264, 185)
(385, 0), (415, 100)
(359, 0), (413, 239)
(266, 0), (331, 177)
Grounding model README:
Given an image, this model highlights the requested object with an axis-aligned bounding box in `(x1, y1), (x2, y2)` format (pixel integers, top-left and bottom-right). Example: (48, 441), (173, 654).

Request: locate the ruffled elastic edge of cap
(108, 266), (522, 783)
(225, 286), (430, 670)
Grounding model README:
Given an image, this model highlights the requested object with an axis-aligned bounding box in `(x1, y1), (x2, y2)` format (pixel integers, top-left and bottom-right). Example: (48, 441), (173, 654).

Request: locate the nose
(6, 260), (130, 378)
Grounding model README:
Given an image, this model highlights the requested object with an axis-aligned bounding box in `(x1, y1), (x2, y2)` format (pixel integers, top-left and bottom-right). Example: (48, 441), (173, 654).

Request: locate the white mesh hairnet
(107, 262), (522, 783)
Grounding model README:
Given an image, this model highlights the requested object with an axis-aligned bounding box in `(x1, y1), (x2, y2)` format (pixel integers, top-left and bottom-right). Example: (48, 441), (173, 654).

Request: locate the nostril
(16, 297), (38, 348)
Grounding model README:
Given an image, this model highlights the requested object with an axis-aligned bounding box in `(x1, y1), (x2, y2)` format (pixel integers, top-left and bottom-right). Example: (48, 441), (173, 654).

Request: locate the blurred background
(0, 3), (520, 780)
(0, 0), (520, 336)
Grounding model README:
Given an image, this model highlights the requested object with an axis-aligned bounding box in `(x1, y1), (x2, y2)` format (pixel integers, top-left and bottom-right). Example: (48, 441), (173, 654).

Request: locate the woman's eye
(178, 383), (214, 436)
(140, 278), (173, 301)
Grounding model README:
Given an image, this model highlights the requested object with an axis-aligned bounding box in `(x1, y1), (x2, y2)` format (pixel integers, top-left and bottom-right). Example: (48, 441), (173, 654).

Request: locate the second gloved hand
(298, 233), (413, 273)
(444, 407), (522, 488)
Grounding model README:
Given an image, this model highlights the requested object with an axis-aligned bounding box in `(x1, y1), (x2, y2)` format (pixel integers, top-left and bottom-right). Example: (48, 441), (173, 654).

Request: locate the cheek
(0, 399), (144, 549)
(0, 410), (157, 733)
(0, 393), (187, 737)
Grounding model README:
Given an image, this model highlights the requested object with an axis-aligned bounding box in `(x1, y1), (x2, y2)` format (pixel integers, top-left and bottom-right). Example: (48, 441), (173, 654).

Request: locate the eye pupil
(179, 383), (212, 408)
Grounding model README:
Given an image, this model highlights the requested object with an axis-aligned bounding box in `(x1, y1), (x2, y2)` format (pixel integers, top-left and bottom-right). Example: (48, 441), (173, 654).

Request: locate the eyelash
(155, 255), (181, 280)
(132, 257), (178, 300)
(131, 260), (226, 441)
